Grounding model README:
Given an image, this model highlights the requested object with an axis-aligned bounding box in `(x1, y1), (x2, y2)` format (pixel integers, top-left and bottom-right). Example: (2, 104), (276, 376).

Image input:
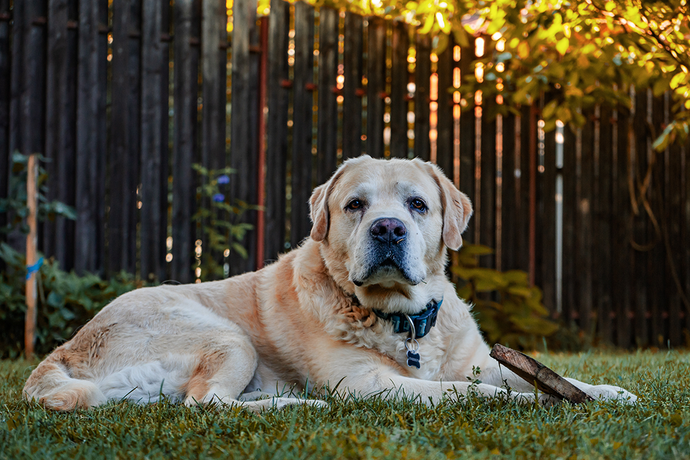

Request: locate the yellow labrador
(24, 156), (636, 411)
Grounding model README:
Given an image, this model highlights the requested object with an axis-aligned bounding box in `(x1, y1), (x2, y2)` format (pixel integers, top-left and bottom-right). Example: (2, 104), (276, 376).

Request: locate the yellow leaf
(556, 37), (569, 56)
(517, 42), (529, 59)
(490, 448), (501, 455)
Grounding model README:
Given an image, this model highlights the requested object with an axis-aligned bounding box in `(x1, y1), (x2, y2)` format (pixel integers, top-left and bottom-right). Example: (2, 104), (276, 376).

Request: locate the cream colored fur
(24, 156), (636, 412)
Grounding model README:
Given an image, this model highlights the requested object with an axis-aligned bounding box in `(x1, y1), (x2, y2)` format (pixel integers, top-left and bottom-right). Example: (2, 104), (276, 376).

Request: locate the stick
(25, 154), (38, 360)
(490, 343), (594, 404)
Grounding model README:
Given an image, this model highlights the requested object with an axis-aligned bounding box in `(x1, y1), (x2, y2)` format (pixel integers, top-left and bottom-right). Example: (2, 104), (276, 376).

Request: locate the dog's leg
(341, 370), (549, 405)
(183, 336), (326, 412)
(480, 365), (637, 403)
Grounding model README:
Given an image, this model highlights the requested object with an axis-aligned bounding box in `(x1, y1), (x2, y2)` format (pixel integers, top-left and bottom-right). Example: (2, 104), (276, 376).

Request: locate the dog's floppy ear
(421, 161), (473, 251)
(309, 166), (346, 242)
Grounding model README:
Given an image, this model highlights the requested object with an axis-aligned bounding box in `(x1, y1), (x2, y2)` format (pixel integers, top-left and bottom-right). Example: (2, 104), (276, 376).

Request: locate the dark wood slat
(140, 0), (170, 281)
(685, 139), (690, 340)
(516, 105), (532, 273)
(458, 42), (475, 242)
(109, 0), (141, 276)
(10, 0), (47, 257)
(632, 89), (648, 346)
(199, 0), (227, 279)
(389, 21), (408, 159)
(613, 105), (632, 347)
(435, 39), (453, 178)
(341, 12), (363, 161)
(500, 112), (516, 270)
(595, 106), (613, 343)
(171, 0), (200, 283)
(229, 0), (260, 275)
(264, 0), (290, 263)
(0, 0), (9, 265)
(539, 120), (556, 313)
(74, 0), (106, 275)
(413, 34), (430, 162)
(667, 106), (683, 346)
(44, 0), (68, 265)
(561, 123), (577, 326)
(650, 96), (665, 346)
(316, 7), (338, 183)
(576, 111), (594, 334)
(201, 0), (226, 173)
(365, 17), (385, 159)
(290, 2), (314, 248)
(479, 96), (496, 268)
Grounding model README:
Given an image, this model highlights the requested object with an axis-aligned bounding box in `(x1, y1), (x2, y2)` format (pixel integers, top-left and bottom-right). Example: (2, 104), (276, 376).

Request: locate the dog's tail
(23, 355), (106, 411)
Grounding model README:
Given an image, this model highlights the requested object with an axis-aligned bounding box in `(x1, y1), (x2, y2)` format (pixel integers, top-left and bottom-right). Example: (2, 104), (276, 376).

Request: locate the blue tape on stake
(26, 257), (44, 280)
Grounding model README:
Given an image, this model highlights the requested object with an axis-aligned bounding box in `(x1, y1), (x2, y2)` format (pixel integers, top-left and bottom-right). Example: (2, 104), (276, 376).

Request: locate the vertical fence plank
(650, 96), (665, 346)
(290, 2), (314, 248)
(140, 0), (170, 281)
(44, 0), (70, 266)
(478, 95), (496, 267)
(458, 42), (475, 242)
(366, 17), (385, 158)
(685, 140), (690, 340)
(171, 0), (200, 283)
(500, 112), (516, 269)
(596, 105), (613, 343)
(229, 0), (260, 276)
(516, 105), (532, 273)
(389, 21), (408, 159)
(0, 0), (9, 266)
(561, 124), (577, 326)
(631, 89), (648, 346)
(109, 0), (141, 276)
(413, 34), (430, 162)
(229, 0), (258, 275)
(435, 39), (453, 177)
(539, 122), (556, 313)
(316, 7), (338, 183)
(342, 12), (363, 161)
(201, 0), (226, 173)
(264, 0), (289, 263)
(613, 105), (632, 347)
(200, 0), (227, 278)
(74, 0), (106, 275)
(667, 104), (683, 346)
(576, 111), (594, 335)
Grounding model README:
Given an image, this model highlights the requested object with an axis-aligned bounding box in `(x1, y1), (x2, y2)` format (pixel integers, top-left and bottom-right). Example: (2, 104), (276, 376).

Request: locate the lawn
(1, 350), (689, 459)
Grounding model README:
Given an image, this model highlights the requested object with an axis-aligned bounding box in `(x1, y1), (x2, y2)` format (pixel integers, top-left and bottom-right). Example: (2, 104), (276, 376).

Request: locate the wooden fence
(1, 0), (688, 348)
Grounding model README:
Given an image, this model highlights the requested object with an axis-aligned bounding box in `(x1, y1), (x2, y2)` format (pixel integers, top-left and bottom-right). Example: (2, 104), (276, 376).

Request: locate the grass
(1, 350), (689, 459)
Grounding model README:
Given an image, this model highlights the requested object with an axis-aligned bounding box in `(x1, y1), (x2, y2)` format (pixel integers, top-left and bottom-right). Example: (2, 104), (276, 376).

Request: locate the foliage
(461, 0), (690, 151)
(2, 351), (689, 458)
(0, 152), (77, 235)
(452, 244), (558, 350)
(292, 0), (689, 150)
(0, 243), (144, 359)
(192, 164), (254, 281)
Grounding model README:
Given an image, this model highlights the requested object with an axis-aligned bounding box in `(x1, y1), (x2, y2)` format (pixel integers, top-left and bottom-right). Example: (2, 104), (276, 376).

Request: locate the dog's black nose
(370, 218), (407, 244)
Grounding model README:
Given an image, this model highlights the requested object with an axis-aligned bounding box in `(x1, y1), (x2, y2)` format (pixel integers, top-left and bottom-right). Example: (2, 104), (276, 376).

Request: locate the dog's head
(309, 156), (472, 313)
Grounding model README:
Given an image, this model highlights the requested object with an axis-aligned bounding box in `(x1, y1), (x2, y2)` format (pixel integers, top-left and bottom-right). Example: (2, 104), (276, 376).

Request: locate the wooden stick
(490, 343), (594, 404)
(25, 154), (38, 360)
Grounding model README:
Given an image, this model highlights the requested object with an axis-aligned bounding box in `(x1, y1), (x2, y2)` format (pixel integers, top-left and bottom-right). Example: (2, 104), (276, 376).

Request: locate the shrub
(452, 244), (559, 350)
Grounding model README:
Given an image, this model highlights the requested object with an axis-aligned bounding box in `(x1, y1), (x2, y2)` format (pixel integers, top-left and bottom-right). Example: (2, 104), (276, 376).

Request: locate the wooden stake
(25, 154), (38, 360)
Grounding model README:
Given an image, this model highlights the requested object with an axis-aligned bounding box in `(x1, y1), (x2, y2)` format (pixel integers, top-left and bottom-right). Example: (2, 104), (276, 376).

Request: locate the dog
(24, 156), (637, 411)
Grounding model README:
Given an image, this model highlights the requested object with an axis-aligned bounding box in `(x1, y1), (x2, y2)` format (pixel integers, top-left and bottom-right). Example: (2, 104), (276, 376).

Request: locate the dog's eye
(410, 198), (427, 213)
(345, 199), (365, 211)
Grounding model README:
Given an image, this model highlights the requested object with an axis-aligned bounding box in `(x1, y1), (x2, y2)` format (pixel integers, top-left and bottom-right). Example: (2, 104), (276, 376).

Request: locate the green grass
(2, 350), (689, 459)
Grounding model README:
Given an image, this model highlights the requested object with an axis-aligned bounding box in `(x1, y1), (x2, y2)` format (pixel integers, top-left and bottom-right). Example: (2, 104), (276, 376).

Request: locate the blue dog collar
(373, 298), (442, 339)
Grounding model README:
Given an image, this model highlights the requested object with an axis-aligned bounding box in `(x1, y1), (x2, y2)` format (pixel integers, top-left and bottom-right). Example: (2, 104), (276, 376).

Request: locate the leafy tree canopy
(304, 0), (689, 149)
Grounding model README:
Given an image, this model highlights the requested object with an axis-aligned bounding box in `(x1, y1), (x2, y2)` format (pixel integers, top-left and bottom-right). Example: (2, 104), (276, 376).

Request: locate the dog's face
(309, 156), (473, 313)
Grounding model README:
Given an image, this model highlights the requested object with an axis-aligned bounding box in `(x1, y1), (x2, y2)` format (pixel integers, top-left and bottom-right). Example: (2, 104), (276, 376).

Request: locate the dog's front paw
(586, 385), (638, 404)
